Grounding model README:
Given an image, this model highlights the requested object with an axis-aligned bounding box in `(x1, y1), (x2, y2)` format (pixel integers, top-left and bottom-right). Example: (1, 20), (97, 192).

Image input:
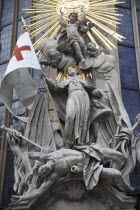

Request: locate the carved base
(10, 181), (136, 210)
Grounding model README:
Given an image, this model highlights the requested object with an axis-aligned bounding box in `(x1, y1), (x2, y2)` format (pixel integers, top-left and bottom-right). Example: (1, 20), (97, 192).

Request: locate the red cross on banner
(12, 45), (31, 61)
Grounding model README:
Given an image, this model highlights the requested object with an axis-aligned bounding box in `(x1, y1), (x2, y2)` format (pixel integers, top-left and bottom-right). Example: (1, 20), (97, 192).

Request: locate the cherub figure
(57, 8), (86, 64)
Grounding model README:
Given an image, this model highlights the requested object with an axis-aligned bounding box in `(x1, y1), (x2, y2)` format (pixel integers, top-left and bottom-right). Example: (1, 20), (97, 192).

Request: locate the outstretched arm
(78, 8), (86, 25)
(60, 9), (67, 27)
(45, 77), (69, 91)
(12, 172), (59, 204)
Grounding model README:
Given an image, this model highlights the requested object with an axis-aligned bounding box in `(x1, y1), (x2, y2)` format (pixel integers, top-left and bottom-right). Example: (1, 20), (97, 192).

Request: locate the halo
(64, 64), (82, 78)
(24, 0), (125, 57)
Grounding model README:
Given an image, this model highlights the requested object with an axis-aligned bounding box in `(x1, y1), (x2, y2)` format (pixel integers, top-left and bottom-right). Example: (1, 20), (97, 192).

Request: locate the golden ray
(92, 11), (122, 17)
(30, 17), (59, 38)
(29, 14), (58, 29)
(25, 10), (54, 14)
(90, 0), (125, 6)
(50, 25), (61, 38)
(92, 1), (125, 7)
(92, 27), (117, 49)
(24, 7), (56, 11)
(33, 0), (57, 5)
(32, 3), (57, 8)
(30, 12), (56, 20)
(24, 0), (125, 55)
(33, 21), (60, 49)
(88, 12), (120, 28)
(87, 31), (99, 48)
(90, 0), (120, 4)
(91, 28), (112, 51)
(87, 15), (125, 41)
(56, 72), (63, 82)
(91, 11), (122, 20)
(90, 7), (118, 10)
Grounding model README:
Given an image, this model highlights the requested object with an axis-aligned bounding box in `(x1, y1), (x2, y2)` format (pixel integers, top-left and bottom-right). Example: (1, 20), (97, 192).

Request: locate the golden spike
(87, 15), (125, 41)
(64, 75), (67, 80)
(89, 72), (93, 78)
(91, 28), (112, 51)
(88, 12), (120, 28)
(93, 1), (125, 7)
(30, 12), (56, 20)
(92, 27), (117, 49)
(91, 11), (123, 17)
(35, 0), (59, 2)
(39, 51), (43, 59)
(36, 49), (41, 55)
(24, 7), (56, 11)
(92, 0), (123, 3)
(30, 17), (59, 38)
(50, 24), (61, 38)
(33, 21), (59, 49)
(56, 72), (60, 82)
(90, 0), (120, 3)
(25, 11), (54, 14)
(33, 0), (57, 5)
(56, 72), (63, 82)
(32, 3), (57, 8)
(89, 11), (121, 20)
(89, 7), (118, 10)
(29, 14), (58, 29)
(87, 31), (99, 48)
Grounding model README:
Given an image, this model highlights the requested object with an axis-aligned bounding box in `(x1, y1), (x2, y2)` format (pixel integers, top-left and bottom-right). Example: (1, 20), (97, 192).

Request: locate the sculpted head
(87, 42), (97, 52)
(69, 12), (78, 23)
(47, 49), (62, 68)
(87, 42), (99, 57)
(38, 161), (55, 178)
(67, 67), (78, 76)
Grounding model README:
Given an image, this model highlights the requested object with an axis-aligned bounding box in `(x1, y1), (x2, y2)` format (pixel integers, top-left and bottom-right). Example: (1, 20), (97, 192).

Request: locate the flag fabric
(5, 32), (41, 76)
(0, 32), (41, 122)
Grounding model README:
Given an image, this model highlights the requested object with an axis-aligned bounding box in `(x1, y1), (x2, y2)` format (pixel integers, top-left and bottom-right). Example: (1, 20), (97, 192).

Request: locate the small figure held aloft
(57, 8), (86, 64)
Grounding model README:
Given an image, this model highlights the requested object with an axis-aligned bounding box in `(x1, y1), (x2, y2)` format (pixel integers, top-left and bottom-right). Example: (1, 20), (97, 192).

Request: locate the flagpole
(41, 71), (67, 147)
(21, 17), (67, 147)
(0, 0), (19, 205)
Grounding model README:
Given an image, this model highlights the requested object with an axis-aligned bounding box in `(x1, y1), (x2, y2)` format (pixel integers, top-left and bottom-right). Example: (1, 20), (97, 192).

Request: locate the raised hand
(11, 195), (23, 205)
(92, 89), (102, 98)
(81, 7), (85, 12)
(40, 71), (47, 80)
(60, 8), (63, 14)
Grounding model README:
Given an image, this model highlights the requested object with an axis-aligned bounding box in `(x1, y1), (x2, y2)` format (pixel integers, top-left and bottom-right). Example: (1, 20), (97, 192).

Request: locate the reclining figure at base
(11, 143), (133, 204)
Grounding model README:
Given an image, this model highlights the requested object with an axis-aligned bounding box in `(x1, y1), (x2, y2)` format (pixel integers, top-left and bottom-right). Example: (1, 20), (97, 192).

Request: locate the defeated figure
(12, 144), (133, 204)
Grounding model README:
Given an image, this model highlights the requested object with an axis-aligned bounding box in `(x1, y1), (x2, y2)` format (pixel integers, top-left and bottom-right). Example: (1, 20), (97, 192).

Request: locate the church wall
(0, 0), (140, 208)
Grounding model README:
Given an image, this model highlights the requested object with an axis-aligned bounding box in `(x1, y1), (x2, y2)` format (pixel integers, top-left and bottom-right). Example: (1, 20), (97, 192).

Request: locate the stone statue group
(2, 8), (140, 207)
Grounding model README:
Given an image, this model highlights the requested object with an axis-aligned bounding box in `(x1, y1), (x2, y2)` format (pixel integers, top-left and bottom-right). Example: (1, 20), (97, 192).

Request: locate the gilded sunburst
(24, 0), (125, 57)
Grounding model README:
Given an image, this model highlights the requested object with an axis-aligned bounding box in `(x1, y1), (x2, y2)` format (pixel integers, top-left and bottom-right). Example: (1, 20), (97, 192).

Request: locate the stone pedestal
(11, 181), (136, 210)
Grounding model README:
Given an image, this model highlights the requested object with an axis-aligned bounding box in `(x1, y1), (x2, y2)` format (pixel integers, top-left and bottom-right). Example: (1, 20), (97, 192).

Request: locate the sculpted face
(47, 50), (62, 68)
(87, 42), (97, 52)
(38, 164), (52, 177)
(69, 12), (78, 23)
(67, 67), (78, 76)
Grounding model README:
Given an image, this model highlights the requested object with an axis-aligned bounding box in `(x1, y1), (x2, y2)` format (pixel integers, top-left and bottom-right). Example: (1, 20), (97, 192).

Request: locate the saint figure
(44, 66), (111, 147)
